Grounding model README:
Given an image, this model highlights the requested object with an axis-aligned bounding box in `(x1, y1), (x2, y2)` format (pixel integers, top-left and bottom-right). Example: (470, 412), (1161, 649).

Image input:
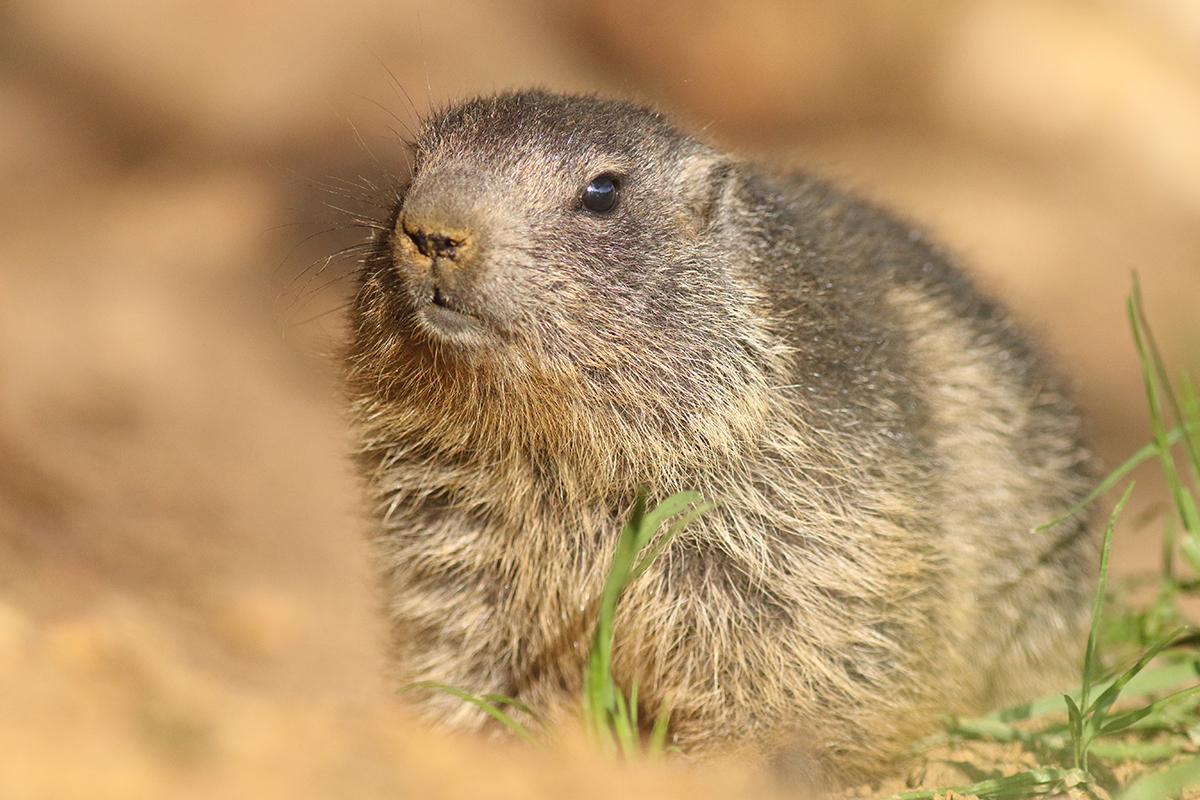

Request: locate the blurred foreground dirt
(1, 1), (1198, 797)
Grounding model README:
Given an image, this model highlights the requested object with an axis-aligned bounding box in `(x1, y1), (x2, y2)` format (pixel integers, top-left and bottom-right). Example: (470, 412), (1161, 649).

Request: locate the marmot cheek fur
(345, 89), (1096, 786)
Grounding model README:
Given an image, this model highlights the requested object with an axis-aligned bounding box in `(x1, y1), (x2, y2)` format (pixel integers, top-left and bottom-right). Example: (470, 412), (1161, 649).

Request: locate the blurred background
(0, 1), (1198, 797)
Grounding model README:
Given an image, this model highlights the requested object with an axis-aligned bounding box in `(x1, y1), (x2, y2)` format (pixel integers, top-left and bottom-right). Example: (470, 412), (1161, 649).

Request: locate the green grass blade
(1181, 487), (1200, 536)
(586, 490), (650, 739)
(1082, 483), (1134, 715)
(1131, 275), (1200, 477)
(881, 767), (1081, 800)
(401, 681), (546, 749)
(1129, 281), (1191, 580)
(1182, 532), (1200, 576)
(1041, 275), (1200, 548)
(1182, 374), (1200, 480)
(1120, 658), (1200, 695)
(1064, 693), (1088, 770)
(1099, 681), (1200, 735)
(479, 694), (542, 720)
(1032, 430), (1190, 533)
(612, 688), (638, 759)
(621, 681), (640, 758)
(1087, 628), (1187, 724)
(584, 490), (707, 758)
(647, 694), (673, 758)
(584, 646), (616, 753)
(992, 659), (1200, 728)
(1183, 373), (1200, 571)
(631, 499), (717, 581)
(636, 491), (703, 551)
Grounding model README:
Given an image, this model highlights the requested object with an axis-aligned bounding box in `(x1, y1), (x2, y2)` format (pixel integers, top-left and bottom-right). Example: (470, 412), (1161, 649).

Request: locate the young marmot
(345, 90), (1095, 787)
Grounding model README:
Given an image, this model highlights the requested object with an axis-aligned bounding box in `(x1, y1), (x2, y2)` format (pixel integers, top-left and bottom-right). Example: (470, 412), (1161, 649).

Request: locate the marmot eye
(581, 174), (620, 214)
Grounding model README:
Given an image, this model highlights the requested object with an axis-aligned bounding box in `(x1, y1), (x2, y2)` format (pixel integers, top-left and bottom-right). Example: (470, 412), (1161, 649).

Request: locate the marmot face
(375, 93), (752, 373)
(351, 92), (777, 484)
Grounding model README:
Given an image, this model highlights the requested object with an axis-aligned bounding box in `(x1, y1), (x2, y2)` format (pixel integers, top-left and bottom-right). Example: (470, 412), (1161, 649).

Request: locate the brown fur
(344, 90), (1096, 787)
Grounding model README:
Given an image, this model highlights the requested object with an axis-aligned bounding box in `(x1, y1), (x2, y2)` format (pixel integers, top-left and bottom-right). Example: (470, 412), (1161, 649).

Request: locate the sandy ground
(1, 1), (1198, 797)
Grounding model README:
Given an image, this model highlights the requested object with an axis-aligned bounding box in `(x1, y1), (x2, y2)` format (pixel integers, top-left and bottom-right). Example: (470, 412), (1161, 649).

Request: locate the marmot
(344, 89), (1095, 787)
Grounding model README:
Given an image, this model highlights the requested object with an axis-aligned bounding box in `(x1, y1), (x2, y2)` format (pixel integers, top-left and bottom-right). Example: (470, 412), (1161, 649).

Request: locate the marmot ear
(677, 153), (735, 232)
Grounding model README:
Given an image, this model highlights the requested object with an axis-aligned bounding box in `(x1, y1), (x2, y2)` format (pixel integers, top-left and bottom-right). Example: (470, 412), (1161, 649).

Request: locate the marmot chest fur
(345, 89), (1095, 786)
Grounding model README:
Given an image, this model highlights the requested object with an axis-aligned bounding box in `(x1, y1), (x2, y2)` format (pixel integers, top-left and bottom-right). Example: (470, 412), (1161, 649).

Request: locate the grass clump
(582, 489), (717, 759)
(402, 489), (714, 758)
(888, 276), (1200, 799)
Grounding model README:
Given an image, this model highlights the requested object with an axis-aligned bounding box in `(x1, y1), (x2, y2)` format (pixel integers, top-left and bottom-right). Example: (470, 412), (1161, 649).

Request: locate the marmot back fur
(345, 90), (1095, 787)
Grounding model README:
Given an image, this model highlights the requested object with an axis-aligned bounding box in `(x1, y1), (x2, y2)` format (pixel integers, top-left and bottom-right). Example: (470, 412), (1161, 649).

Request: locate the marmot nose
(404, 223), (466, 260)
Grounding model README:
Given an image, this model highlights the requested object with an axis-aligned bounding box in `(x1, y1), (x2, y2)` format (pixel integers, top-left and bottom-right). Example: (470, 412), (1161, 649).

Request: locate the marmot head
(348, 91), (780, 496)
